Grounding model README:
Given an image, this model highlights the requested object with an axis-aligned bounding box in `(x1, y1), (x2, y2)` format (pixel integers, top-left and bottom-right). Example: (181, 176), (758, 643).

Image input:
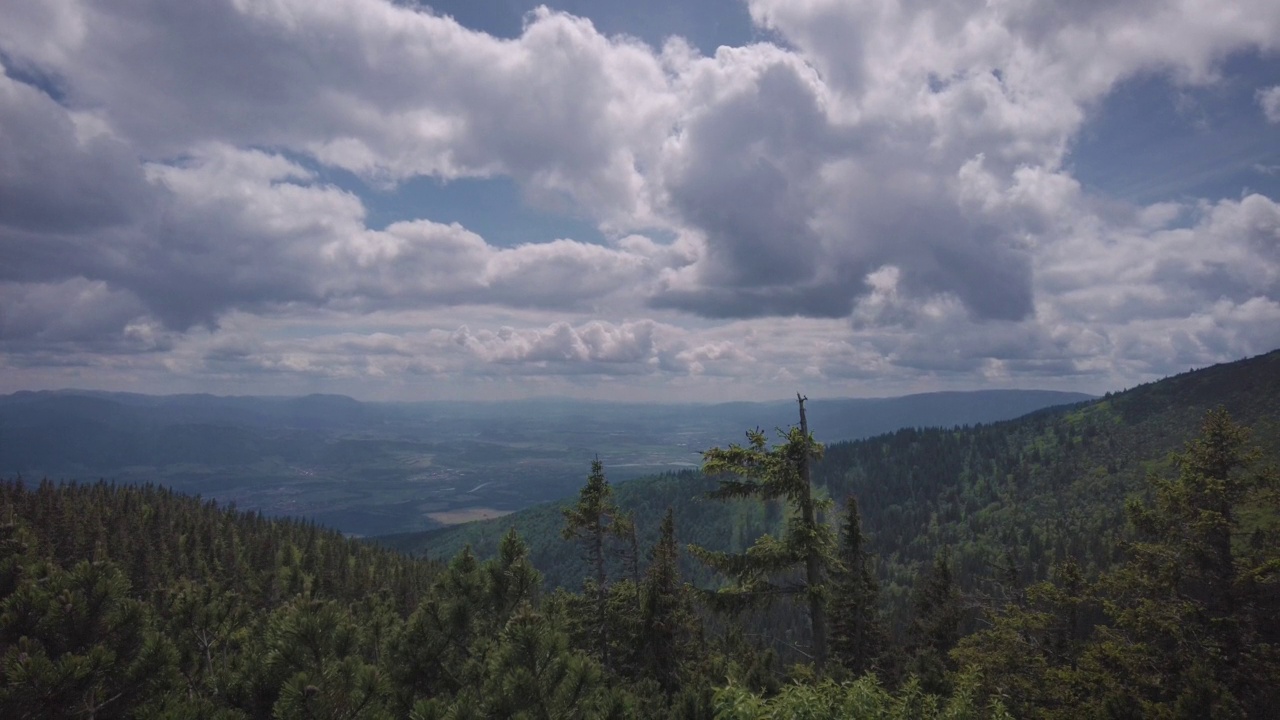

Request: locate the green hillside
(379, 349), (1280, 627)
(1, 351), (1276, 718)
(0, 480), (1014, 718)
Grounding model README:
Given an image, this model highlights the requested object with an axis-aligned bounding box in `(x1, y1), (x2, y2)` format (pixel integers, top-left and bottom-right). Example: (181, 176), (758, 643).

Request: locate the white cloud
(1, 0), (1279, 398)
(1, 140), (670, 335)
(452, 320), (662, 367)
(1259, 85), (1280, 123)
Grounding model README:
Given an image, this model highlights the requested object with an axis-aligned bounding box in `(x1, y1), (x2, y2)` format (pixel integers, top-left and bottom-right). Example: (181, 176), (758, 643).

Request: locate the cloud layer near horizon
(1, 0), (1278, 400)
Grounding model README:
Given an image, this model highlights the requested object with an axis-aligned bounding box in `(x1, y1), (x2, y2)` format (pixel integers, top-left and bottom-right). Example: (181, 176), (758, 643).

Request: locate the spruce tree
(828, 495), (886, 677)
(951, 558), (1096, 717)
(639, 508), (701, 695)
(561, 459), (631, 670)
(690, 395), (835, 670)
(1089, 408), (1280, 717)
(905, 548), (962, 694)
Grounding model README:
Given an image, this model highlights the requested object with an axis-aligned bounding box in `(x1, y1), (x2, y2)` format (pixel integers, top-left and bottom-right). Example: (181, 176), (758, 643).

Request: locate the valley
(0, 389), (1090, 536)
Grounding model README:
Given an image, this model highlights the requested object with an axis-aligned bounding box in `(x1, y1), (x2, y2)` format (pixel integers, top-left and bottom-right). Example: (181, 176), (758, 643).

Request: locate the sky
(1, 0), (1278, 403)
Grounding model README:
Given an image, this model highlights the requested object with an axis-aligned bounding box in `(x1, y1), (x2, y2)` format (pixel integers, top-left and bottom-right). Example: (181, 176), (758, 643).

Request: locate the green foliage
(0, 479), (435, 718)
(561, 459), (635, 670)
(711, 671), (1013, 720)
(951, 559), (1096, 718)
(638, 508), (704, 695)
(904, 548), (963, 695)
(957, 409), (1280, 718)
(2, 353), (1279, 717)
(0, 559), (180, 719)
(829, 495), (888, 678)
(1087, 408), (1280, 717)
(691, 400), (837, 669)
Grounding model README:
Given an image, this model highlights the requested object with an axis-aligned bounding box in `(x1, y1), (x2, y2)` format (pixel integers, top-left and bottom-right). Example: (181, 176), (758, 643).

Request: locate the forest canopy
(1, 353), (1278, 717)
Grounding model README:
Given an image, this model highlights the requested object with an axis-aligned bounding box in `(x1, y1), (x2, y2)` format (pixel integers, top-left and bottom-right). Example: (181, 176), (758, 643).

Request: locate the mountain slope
(378, 350), (1280, 626)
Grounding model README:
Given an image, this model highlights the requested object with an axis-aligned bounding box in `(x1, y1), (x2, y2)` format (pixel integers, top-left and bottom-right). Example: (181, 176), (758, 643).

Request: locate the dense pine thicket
(0, 477), (1009, 717)
(1, 352), (1278, 717)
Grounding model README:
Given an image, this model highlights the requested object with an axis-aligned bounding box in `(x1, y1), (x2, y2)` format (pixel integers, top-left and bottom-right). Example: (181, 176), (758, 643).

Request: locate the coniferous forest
(2, 352), (1279, 718)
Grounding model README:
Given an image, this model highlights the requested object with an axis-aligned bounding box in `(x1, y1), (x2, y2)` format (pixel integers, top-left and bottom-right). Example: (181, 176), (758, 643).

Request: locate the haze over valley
(0, 388), (1090, 535)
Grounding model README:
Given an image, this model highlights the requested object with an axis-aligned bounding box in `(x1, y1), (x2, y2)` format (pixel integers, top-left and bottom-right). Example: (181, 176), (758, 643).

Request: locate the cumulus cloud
(0, 1), (675, 228)
(1259, 85), (1280, 123)
(1040, 194), (1280, 325)
(850, 192), (1280, 379)
(0, 279), (158, 350)
(1, 0), (1279, 397)
(1, 138), (667, 340)
(164, 317), (761, 390)
(452, 320), (662, 367)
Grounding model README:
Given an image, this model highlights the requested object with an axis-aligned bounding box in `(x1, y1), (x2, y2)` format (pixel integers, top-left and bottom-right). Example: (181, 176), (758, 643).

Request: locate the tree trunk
(594, 519), (608, 670)
(798, 393), (828, 671)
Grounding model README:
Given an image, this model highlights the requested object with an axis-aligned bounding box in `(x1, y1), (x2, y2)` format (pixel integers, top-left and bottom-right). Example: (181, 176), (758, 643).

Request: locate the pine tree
(485, 527), (541, 619)
(690, 395), (835, 670)
(387, 547), (487, 706)
(162, 579), (247, 705)
(0, 559), (181, 719)
(470, 604), (602, 720)
(828, 495), (886, 677)
(388, 530), (546, 715)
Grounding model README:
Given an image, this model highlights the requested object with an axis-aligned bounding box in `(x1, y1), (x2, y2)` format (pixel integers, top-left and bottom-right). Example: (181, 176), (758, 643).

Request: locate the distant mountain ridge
(0, 387), (1093, 474)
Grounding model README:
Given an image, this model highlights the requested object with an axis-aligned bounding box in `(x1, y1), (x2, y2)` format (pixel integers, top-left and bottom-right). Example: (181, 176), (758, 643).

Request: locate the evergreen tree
(639, 508), (701, 695)
(162, 579), (248, 706)
(955, 410), (1280, 718)
(388, 532), (541, 713)
(905, 548), (962, 694)
(829, 495), (886, 677)
(711, 670), (1014, 719)
(387, 547), (487, 708)
(485, 527), (542, 620)
(951, 558), (1096, 718)
(561, 459), (631, 670)
(466, 604), (602, 720)
(1085, 408), (1280, 717)
(0, 559), (180, 719)
(690, 395), (835, 670)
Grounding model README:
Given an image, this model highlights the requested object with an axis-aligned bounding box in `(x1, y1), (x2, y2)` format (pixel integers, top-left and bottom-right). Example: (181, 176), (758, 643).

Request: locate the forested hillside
(382, 350), (1280, 628)
(1, 352), (1277, 717)
(0, 478), (1015, 718)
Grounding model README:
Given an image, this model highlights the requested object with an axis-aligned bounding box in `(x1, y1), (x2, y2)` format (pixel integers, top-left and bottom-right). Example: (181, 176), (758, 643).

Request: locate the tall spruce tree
(829, 495), (886, 677)
(639, 508), (701, 695)
(690, 395), (835, 670)
(906, 548), (962, 695)
(561, 459), (631, 670)
(1088, 408), (1280, 717)
(951, 558), (1097, 717)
